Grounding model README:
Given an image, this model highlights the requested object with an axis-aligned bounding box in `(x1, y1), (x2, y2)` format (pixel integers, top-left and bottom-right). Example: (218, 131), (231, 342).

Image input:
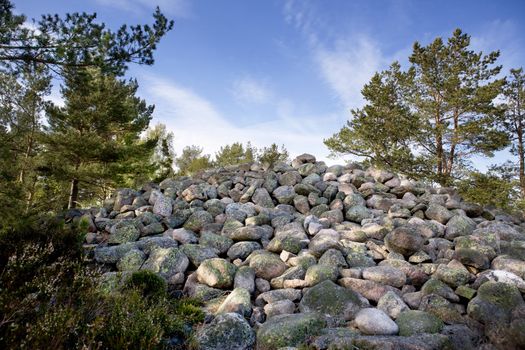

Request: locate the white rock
(354, 308), (399, 335)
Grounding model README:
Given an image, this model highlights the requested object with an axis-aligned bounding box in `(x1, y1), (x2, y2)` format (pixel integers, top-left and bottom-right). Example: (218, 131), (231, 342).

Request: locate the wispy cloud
(139, 74), (340, 162)
(315, 37), (383, 107)
(471, 19), (524, 73)
(94, 0), (191, 18)
(283, 0), (386, 108)
(231, 76), (273, 105)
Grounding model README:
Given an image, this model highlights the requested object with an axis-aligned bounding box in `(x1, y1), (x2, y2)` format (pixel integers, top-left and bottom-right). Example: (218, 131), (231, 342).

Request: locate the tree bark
(68, 178), (79, 209)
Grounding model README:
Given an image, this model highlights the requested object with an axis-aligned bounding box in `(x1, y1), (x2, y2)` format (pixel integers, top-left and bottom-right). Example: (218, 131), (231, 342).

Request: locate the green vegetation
(0, 216), (204, 349)
(326, 28), (525, 211)
(215, 142), (256, 167)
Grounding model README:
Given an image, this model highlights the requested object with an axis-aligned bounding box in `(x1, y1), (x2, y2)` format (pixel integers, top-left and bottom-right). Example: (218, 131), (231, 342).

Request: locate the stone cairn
(82, 154), (525, 350)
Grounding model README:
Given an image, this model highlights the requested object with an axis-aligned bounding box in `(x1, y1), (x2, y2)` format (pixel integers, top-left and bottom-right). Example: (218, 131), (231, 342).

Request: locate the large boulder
(467, 281), (524, 324)
(196, 258), (237, 289)
(141, 247), (189, 279)
(248, 251), (287, 280)
(384, 225), (425, 256)
(196, 312), (255, 350)
(396, 310), (444, 336)
(256, 313), (326, 350)
(299, 280), (365, 321)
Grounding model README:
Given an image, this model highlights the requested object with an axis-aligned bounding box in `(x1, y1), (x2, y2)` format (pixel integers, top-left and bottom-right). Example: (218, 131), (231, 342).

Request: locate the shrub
(0, 215), (204, 350)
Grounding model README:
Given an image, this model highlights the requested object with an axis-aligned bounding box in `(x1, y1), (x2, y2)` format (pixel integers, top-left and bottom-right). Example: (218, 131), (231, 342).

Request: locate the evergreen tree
(326, 29), (509, 184)
(145, 123), (175, 181)
(175, 145), (212, 176)
(215, 142), (256, 167)
(258, 143), (289, 168)
(43, 68), (155, 208)
(501, 68), (525, 195)
(0, 0), (173, 75)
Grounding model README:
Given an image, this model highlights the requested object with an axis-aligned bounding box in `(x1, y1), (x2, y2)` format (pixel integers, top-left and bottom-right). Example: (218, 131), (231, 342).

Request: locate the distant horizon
(14, 0), (525, 169)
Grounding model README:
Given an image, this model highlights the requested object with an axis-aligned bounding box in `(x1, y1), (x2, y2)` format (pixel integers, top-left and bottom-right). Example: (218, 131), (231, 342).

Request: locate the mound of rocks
(81, 154), (525, 350)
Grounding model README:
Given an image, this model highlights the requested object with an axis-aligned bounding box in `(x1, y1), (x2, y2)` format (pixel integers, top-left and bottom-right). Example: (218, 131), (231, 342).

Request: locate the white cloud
(94, 0), (191, 18)
(139, 74), (341, 163)
(315, 37), (383, 108)
(471, 20), (524, 74)
(231, 76), (272, 105)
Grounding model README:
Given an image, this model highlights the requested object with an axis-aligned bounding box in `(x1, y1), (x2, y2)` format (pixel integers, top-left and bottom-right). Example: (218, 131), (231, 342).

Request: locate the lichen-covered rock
(339, 277), (401, 303)
(180, 244), (218, 267)
(299, 280), (364, 320)
(345, 205), (373, 223)
(108, 220), (140, 244)
(196, 312), (255, 350)
(445, 214), (476, 240)
(396, 310), (444, 336)
(308, 229), (341, 257)
(305, 264), (339, 286)
(354, 308), (399, 335)
(227, 226), (266, 241)
(216, 287), (252, 316)
(425, 203), (453, 224)
(228, 241), (262, 260)
(273, 186), (296, 204)
(384, 225), (425, 256)
(196, 258), (237, 289)
(256, 312), (326, 350)
(362, 266), (406, 288)
(377, 291), (409, 319)
(467, 281), (524, 324)
(264, 299), (295, 319)
(234, 266), (256, 293)
(183, 210), (213, 232)
(141, 247), (189, 279)
(116, 249), (146, 271)
(199, 231), (233, 254)
(248, 251), (287, 280)
(94, 242), (137, 263)
(152, 193), (172, 217)
(267, 236), (302, 254)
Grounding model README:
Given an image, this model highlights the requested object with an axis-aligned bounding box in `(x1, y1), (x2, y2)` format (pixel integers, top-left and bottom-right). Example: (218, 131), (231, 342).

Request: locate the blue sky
(13, 0), (525, 167)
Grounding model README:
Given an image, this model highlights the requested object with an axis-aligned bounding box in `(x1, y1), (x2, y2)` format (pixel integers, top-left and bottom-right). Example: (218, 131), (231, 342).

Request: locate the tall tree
(0, 0), (173, 76)
(215, 142), (256, 167)
(326, 29), (509, 184)
(501, 68), (525, 195)
(409, 29), (507, 184)
(43, 68), (155, 208)
(324, 62), (426, 177)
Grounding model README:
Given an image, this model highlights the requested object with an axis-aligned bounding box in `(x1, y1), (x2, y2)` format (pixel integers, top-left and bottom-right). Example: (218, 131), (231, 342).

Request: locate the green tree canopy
(325, 29), (509, 184)
(175, 145), (213, 176)
(0, 0), (173, 76)
(257, 143), (289, 168)
(215, 142), (256, 167)
(43, 68), (155, 208)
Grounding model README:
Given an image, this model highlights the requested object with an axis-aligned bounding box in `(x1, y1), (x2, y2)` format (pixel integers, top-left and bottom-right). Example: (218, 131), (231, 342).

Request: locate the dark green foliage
(43, 67), (156, 208)
(500, 68), (525, 195)
(175, 145), (213, 176)
(215, 142), (256, 167)
(0, 215), (204, 350)
(145, 123), (176, 181)
(258, 143), (290, 167)
(326, 29), (509, 185)
(125, 270), (167, 300)
(0, 0), (173, 75)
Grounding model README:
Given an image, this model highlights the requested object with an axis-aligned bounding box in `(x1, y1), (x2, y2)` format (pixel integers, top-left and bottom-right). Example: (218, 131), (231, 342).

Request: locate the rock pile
(82, 154), (525, 350)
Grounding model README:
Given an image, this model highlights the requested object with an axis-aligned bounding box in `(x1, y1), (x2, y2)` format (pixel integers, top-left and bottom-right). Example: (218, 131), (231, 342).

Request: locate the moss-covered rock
(183, 210), (213, 232)
(141, 247), (189, 279)
(196, 258), (237, 289)
(299, 280), (364, 321)
(267, 236), (302, 254)
(215, 287), (252, 317)
(396, 310), (444, 336)
(108, 220), (140, 244)
(196, 312), (255, 350)
(116, 249), (146, 271)
(199, 231), (233, 254)
(467, 281), (524, 324)
(304, 264), (339, 286)
(256, 312), (326, 350)
(180, 244), (218, 267)
(248, 251), (287, 280)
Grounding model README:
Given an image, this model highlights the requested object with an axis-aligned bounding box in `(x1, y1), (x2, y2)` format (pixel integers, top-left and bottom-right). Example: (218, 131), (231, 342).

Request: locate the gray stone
(354, 308), (399, 335)
(196, 312), (255, 350)
(196, 258), (237, 289)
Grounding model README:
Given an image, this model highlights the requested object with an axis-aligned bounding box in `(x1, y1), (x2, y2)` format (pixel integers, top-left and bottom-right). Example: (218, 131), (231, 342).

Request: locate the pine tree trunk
(518, 132), (525, 197)
(68, 178), (79, 209)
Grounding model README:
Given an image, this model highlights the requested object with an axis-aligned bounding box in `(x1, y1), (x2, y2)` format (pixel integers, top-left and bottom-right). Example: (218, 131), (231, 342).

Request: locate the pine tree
(326, 29), (509, 184)
(501, 68), (525, 195)
(215, 142), (256, 167)
(258, 143), (289, 168)
(43, 68), (155, 208)
(175, 145), (213, 176)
